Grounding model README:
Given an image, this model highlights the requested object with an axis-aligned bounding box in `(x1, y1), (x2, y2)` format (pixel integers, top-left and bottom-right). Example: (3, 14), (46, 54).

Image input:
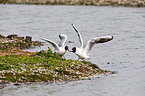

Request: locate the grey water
(0, 4), (145, 96)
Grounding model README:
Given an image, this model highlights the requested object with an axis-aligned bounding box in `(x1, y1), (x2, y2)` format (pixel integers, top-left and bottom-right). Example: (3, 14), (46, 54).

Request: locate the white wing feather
(40, 37), (59, 51)
(72, 24), (83, 48)
(85, 36), (113, 55)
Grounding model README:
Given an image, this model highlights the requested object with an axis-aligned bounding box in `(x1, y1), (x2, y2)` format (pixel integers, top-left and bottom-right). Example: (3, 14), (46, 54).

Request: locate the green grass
(0, 47), (109, 84)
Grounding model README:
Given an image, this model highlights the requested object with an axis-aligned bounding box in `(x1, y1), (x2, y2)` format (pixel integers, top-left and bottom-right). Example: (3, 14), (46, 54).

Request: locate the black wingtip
(111, 36), (113, 40)
(71, 24), (74, 27)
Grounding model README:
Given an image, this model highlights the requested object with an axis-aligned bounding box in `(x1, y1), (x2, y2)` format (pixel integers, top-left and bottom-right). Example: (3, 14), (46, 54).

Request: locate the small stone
(7, 34), (18, 39)
(14, 83), (20, 86)
(26, 36), (32, 41)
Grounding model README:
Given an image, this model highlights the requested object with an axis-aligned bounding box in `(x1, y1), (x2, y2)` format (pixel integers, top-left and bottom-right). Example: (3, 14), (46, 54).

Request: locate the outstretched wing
(40, 37), (59, 51)
(72, 24), (83, 48)
(58, 33), (67, 47)
(85, 36), (113, 55)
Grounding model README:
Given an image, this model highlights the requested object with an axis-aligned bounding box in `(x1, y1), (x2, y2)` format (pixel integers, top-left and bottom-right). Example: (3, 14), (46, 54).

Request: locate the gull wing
(72, 24), (83, 48)
(85, 36), (113, 55)
(58, 33), (67, 47)
(40, 37), (59, 51)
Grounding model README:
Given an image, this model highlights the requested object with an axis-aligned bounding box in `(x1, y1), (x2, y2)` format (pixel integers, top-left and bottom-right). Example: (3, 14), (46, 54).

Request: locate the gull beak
(68, 49), (72, 52)
(68, 49), (71, 52)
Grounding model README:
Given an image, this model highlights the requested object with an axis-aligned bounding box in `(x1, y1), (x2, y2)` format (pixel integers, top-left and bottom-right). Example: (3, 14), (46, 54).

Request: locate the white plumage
(40, 33), (68, 57)
(71, 24), (113, 60)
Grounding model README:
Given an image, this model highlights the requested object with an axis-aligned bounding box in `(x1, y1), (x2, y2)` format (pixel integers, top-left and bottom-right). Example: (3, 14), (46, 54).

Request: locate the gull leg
(77, 58), (80, 60)
(63, 55), (66, 59)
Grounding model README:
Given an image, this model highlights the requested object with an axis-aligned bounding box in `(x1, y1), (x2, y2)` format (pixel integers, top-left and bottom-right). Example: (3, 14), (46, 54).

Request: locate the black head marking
(59, 34), (66, 40)
(72, 47), (76, 53)
(59, 34), (62, 39)
(65, 46), (69, 51)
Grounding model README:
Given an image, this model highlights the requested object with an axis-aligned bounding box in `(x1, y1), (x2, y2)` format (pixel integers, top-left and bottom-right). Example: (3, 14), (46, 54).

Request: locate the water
(0, 4), (145, 96)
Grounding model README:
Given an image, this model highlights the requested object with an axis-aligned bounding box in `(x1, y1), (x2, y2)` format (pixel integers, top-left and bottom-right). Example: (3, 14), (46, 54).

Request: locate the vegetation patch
(0, 48), (112, 84)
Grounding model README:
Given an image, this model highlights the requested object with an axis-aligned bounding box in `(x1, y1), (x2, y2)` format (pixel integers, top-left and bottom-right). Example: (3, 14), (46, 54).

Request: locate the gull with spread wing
(70, 24), (113, 60)
(40, 33), (68, 57)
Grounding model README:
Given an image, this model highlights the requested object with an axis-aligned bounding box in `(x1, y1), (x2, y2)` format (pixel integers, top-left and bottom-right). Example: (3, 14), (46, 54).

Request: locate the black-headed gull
(70, 24), (113, 60)
(40, 33), (68, 57)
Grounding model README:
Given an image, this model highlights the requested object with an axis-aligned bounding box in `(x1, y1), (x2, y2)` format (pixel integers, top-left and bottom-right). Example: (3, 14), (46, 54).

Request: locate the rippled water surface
(0, 4), (145, 96)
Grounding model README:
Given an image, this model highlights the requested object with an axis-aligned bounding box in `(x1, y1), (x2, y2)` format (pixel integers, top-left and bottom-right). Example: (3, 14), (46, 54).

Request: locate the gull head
(70, 47), (76, 53)
(65, 46), (69, 51)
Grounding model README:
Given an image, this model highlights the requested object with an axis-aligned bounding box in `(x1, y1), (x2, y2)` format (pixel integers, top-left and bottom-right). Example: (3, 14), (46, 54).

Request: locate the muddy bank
(0, 0), (145, 7)
(0, 34), (43, 53)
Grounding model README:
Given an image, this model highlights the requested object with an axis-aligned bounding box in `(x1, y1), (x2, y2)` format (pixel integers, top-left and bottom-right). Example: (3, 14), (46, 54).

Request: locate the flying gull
(70, 24), (113, 60)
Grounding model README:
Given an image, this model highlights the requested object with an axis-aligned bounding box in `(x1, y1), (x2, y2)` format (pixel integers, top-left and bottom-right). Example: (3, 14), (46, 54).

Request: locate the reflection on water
(0, 5), (145, 96)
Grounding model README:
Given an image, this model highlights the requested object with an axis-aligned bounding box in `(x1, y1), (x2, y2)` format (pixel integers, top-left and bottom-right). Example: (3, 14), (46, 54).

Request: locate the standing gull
(40, 33), (68, 57)
(70, 24), (113, 60)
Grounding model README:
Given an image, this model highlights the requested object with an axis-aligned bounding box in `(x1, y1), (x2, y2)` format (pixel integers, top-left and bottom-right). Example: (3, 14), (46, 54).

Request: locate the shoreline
(0, 0), (145, 7)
